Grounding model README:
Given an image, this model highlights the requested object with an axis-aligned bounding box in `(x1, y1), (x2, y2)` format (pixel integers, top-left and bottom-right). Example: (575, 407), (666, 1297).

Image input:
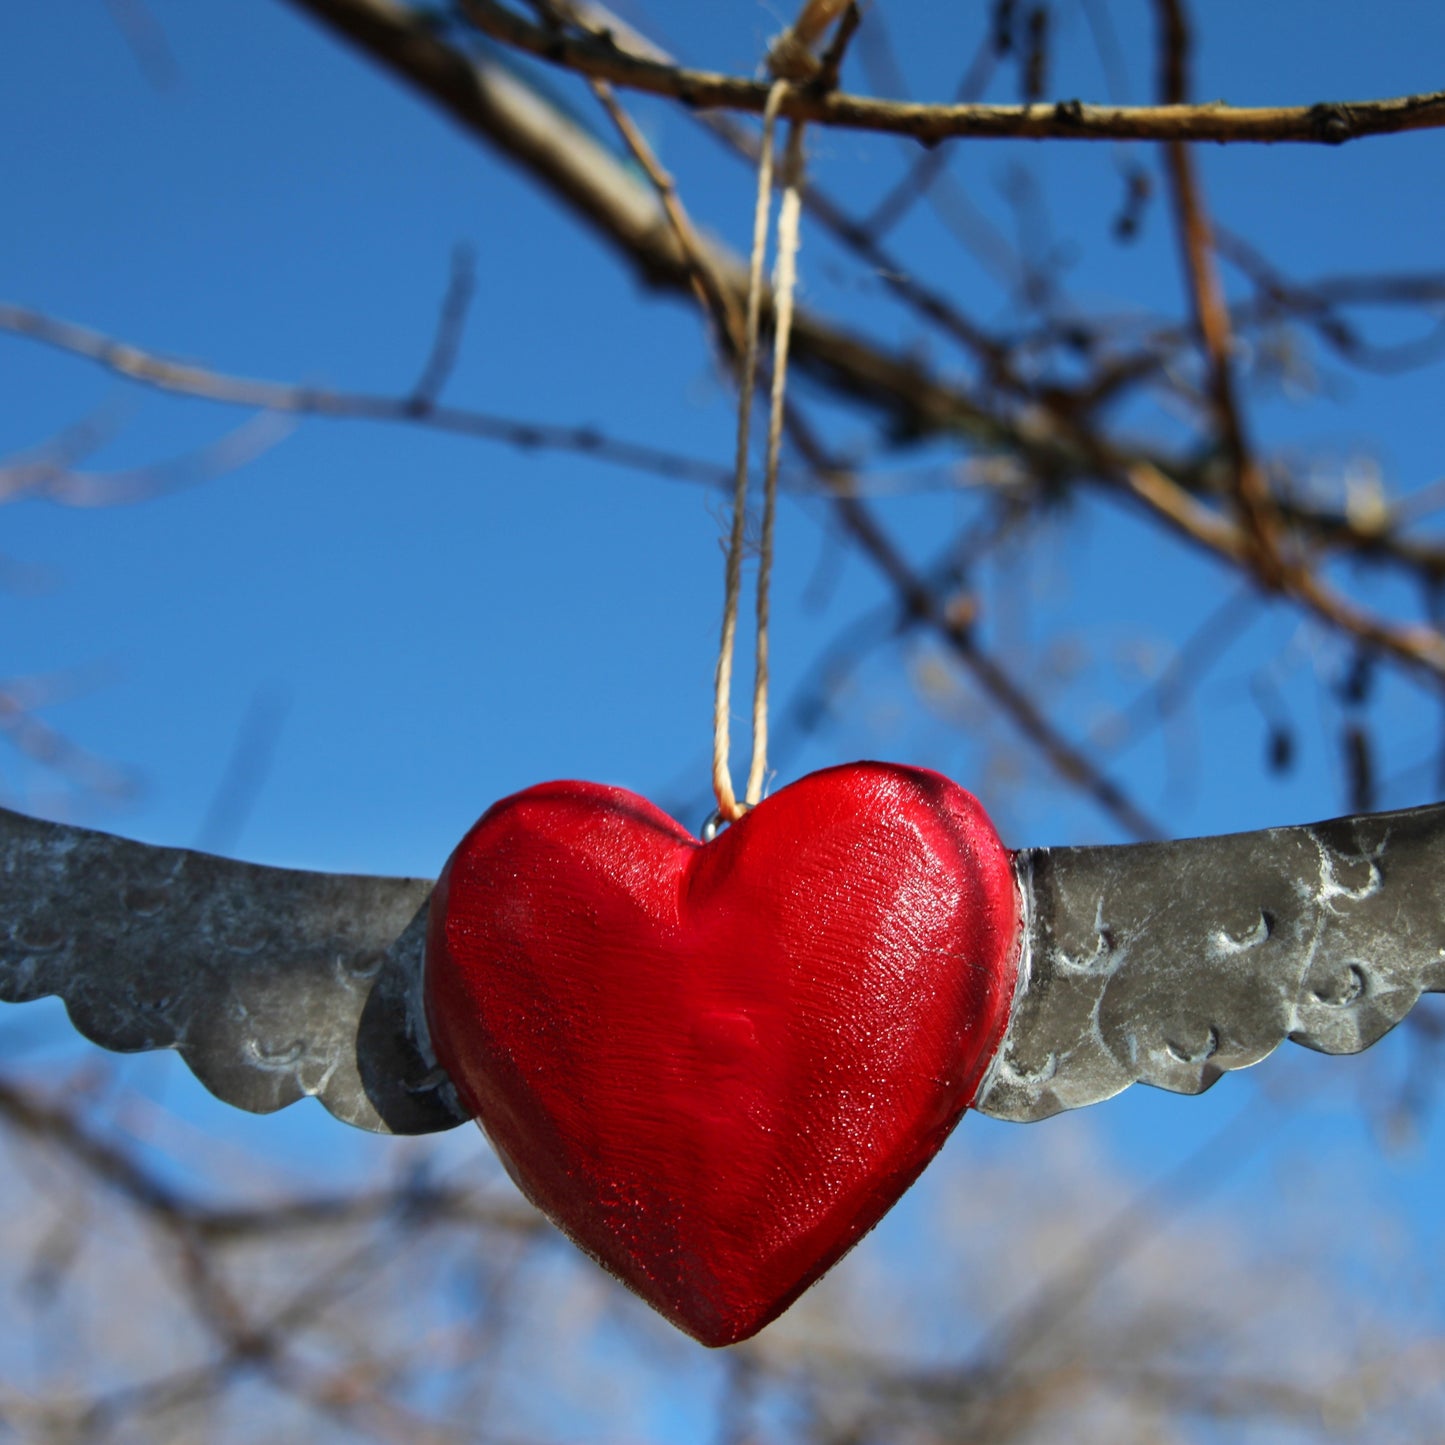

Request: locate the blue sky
(2, 1), (1443, 1434)
(3, 1), (1445, 860)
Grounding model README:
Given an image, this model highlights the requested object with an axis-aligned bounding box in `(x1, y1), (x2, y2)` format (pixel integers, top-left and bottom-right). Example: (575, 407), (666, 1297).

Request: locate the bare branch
(584, 76), (745, 356)
(1152, 0), (1283, 580)
(461, 0), (1445, 146)
(0, 302), (733, 490)
(784, 406), (1166, 840)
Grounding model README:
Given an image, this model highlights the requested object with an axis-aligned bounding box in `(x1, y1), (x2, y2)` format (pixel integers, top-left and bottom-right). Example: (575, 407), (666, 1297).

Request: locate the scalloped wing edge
(977, 802), (1445, 1122)
(0, 806), (468, 1135)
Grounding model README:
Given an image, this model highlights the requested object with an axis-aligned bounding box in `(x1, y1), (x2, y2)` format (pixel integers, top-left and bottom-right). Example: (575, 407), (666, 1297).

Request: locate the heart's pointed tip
(668, 1296), (784, 1349)
(697, 1321), (765, 1349)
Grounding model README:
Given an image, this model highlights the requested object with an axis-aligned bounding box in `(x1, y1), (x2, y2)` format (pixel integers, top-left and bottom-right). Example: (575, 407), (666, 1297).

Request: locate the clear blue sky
(2, 2), (1443, 1434)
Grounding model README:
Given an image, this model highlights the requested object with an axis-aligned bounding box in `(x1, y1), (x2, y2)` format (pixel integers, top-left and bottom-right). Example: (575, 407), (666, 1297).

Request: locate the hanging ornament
(424, 764), (1019, 1345)
(6, 789), (1444, 1344)
(419, 78), (1007, 1344)
(4, 3), (1444, 1358)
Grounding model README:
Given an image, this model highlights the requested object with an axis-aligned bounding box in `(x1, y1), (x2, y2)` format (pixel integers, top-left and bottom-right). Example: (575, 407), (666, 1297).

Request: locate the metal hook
(702, 802), (756, 842)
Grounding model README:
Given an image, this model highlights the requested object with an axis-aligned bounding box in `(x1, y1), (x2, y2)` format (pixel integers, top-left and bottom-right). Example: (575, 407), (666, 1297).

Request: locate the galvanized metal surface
(4, 799), (1445, 1135)
(0, 806), (467, 1134)
(976, 803), (1445, 1121)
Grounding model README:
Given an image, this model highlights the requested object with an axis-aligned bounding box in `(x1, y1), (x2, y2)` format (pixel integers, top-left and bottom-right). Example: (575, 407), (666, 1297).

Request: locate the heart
(424, 762), (1020, 1346)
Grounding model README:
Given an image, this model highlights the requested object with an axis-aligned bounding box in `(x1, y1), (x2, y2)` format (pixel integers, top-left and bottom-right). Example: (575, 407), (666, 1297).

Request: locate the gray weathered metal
(2, 800), (1443, 1134)
(976, 802), (1445, 1121)
(0, 806), (466, 1134)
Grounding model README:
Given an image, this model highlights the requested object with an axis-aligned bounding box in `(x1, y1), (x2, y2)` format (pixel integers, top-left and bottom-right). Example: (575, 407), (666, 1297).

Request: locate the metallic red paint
(424, 763), (1021, 1346)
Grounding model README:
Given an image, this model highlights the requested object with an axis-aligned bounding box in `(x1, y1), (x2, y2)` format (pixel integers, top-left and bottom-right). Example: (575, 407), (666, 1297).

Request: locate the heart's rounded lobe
(425, 763), (1020, 1346)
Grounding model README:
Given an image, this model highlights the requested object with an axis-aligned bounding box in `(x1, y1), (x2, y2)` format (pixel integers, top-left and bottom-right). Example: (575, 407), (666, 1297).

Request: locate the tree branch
(461, 0), (1445, 146)
(0, 302), (733, 490)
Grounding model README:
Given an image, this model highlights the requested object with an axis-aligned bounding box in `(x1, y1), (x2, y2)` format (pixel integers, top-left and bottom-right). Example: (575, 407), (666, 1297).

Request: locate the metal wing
(10, 796), (1442, 1135)
(976, 802), (1445, 1122)
(0, 805), (467, 1135)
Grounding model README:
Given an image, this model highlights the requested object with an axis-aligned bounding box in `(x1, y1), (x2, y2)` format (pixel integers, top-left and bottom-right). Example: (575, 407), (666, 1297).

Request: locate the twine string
(745, 120), (806, 809)
(712, 81), (797, 823)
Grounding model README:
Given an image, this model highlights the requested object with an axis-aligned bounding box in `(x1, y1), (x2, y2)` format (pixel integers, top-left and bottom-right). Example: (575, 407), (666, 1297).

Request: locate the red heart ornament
(424, 762), (1021, 1346)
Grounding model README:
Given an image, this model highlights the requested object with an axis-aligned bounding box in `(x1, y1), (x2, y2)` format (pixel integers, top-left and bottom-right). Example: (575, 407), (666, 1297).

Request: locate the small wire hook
(701, 805), (753, 842)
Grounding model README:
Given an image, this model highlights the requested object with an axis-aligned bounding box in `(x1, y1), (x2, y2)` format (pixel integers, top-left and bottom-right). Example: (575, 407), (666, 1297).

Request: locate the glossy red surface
(424, 763), (1021, 1346)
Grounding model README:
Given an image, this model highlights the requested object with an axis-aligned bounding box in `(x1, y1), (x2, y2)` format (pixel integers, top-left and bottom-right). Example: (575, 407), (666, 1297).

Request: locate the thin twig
(784, 407), (1165, 840)
(586, 78), (745, 354)
(409, 243), (478, 408)
(0, 1075), (496, 1443)
(1152, 0), (1282, 583)
(856, 11), (1003, 247)
(0, 303), (733, 489)
(1118, 459), (1445, 674)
